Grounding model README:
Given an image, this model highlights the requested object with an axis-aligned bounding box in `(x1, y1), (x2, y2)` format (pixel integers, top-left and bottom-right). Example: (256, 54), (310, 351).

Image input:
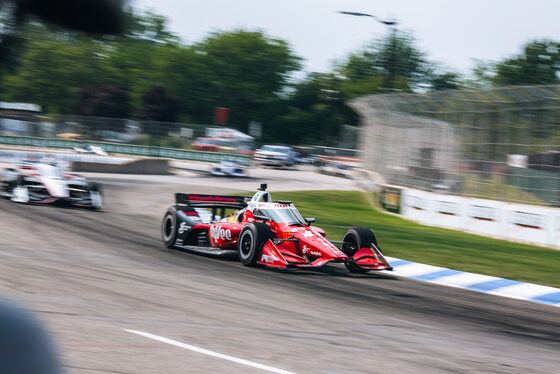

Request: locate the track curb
(385, 256), (560, 307)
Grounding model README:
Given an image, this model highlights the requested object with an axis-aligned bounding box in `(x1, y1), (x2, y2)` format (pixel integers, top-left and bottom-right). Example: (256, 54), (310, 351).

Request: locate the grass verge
(271, 190), (560, 288)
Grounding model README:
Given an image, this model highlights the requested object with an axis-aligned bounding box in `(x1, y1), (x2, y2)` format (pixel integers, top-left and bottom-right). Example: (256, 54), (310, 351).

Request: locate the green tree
(430, 71), (462, 91)
(139, 85), (182, 136)
(337, 30), (429, 95)
(266, 73), (358, 145)
(2, 36), (109, 113)
(100, 10), (181, 105)
(0, 9), (181, 113)
(493, 40), (560, 86)
(149, 42), (218, 122)
(189, 29), (301, 129)
(465, 60), (495, 88)
(73, 84), (130, 123)
(0, 2), (23, 88)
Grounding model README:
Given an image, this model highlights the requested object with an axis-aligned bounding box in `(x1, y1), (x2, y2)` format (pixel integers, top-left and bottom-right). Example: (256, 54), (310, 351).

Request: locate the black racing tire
(16, 175), (25, 187)
(2, 171), (19, 194)
(342, 227), (378, 274)
(88, 182), (103, 210)
(88, 182), (102, 194)
(161, 210), (178, 248)
(10, 176), (29, 203)
(238, 222), (273, 266)
(1, 173), (16, 196)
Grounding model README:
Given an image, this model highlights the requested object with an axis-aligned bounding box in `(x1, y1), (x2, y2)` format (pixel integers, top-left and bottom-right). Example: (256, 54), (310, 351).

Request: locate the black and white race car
(0, 160), (103, 209)
(209, 160), (248, 177)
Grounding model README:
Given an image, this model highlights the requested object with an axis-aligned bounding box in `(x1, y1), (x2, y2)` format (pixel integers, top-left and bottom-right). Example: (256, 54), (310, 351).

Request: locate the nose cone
(44, 179), (69, 198)
(298, 229), (349, 261)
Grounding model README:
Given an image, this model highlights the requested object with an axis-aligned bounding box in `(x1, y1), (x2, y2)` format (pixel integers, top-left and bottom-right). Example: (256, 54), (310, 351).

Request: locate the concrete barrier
(0, 149), (130, 164)
(401, 188), (560, 249)
(72, 158), (169, 174)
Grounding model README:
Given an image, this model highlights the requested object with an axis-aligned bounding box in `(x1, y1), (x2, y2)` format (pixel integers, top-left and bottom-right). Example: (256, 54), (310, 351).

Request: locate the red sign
(214, 107), (230, 125)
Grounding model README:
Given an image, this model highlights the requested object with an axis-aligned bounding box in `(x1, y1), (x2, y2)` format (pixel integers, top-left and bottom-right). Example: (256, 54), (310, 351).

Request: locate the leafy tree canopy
(74, 84), (130, 119)
(493, 40), (560, 86)
(337, 30), (429, 96)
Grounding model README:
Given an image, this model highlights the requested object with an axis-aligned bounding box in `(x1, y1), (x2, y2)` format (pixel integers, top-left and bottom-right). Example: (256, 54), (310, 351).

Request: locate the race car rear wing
(175, 193), (249, 210)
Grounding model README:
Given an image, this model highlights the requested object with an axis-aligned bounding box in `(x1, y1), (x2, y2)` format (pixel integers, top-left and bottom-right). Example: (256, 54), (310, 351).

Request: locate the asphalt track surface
(0, 169), (559, 374)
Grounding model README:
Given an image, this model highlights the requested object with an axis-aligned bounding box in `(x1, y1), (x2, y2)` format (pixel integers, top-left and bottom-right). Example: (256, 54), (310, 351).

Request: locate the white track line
(124, 329), (297, 374)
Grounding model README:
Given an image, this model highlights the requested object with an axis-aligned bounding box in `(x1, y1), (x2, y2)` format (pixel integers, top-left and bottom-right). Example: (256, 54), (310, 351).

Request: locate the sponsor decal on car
(188, 195), (239, 203)
(210, 225), (232, 241)
(180, 210), (199, 216)
(302, 245), (321, 257)
(178, 222), (191, 234)
(260, 254), (276, 263)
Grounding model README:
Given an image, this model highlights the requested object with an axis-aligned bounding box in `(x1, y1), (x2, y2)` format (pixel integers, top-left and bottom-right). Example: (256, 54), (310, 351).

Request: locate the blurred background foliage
(0, 7), (559, 145)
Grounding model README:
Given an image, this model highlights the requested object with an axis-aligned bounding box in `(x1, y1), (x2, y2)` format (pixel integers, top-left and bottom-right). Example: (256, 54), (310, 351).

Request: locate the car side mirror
(305, 217), (316, 225)
(254, 214), (269, 222)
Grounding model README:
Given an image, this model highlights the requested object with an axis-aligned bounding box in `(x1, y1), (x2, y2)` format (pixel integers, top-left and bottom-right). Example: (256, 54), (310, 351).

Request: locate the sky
(132, 0), (560, 76)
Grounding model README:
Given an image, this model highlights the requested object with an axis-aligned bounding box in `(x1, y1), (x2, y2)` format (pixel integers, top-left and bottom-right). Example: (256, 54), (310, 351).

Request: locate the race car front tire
(161, 210), (178, 248)
(238, 222), (273, 266)
(342, 227), (379, 273)
(88, 182), (102, 194)
(88, 182), (103, 209)
(11, 176), (30, 203)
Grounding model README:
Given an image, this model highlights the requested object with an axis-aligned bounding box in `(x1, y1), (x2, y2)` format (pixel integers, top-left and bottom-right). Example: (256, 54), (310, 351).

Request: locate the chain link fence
(0, 112), (358, 164)
(0, 112), (235, 148)
(0, 112), (262, 167)
(350, 85), (560, 207)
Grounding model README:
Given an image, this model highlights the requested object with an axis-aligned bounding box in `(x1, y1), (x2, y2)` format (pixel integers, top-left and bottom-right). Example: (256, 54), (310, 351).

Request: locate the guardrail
(0, 135), (251, 165)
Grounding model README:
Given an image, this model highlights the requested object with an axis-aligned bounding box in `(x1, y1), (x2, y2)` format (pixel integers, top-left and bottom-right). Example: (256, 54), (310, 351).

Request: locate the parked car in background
(56, 133), (86, 141)
(253, 145), (296, 167)
(192, 137), (220, 152)
(293, 146), (318, 165)
(214, 138), (237, 153)
(205, 127), (255, 154)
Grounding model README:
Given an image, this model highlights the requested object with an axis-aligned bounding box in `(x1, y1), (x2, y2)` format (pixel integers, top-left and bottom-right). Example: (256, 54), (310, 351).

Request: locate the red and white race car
(161, 184), (392, 273)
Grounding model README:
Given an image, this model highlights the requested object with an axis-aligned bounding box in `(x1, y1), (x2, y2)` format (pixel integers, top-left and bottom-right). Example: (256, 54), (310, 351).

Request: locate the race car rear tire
(238, 222), (273, 267)
(342, 227), (378, 274)
(161, 210), (178, 248)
